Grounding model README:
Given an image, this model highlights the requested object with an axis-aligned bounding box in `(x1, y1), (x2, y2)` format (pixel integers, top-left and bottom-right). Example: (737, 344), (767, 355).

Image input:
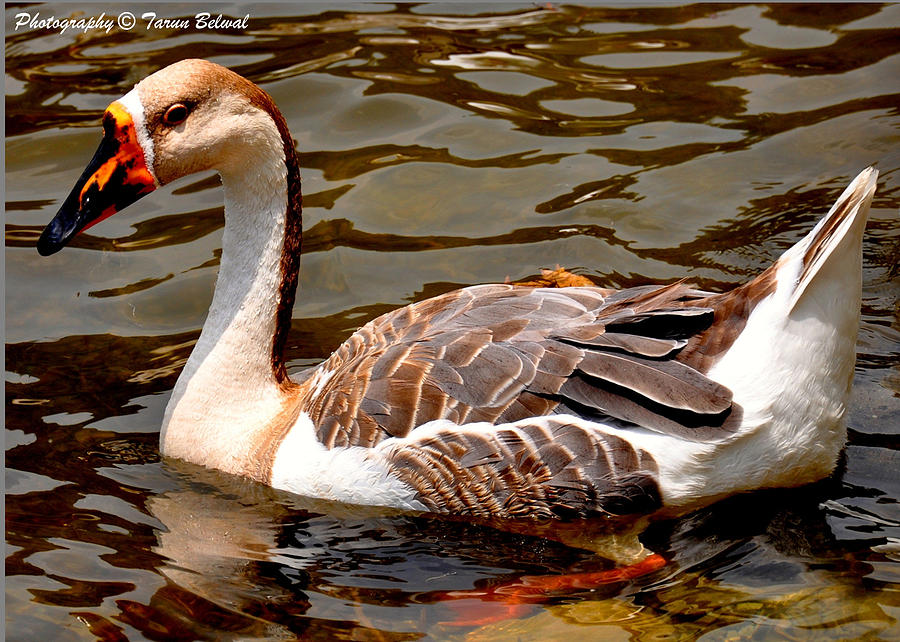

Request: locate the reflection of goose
(39, 59), (877, 525)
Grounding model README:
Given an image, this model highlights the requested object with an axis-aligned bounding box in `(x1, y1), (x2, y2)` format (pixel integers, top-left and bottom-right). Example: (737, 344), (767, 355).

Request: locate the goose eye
(162, 103), (189, 126)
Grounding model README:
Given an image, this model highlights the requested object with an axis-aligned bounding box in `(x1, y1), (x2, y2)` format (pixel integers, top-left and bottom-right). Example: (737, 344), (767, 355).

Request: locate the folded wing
(301, 281), (739, 448)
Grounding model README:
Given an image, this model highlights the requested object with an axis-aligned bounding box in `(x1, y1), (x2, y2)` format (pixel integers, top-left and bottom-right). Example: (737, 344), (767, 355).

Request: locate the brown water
(6, 3), (900, 640)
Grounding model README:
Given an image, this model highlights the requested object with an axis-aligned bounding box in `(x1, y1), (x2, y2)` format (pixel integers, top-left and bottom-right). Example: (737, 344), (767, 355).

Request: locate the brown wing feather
(377, 417), (662, 519)
(298, 282), (738, 449)
(576, 351), (732, 414)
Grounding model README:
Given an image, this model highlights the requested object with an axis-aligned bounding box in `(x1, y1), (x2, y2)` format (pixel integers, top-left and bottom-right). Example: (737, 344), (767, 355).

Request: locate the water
(6, 3), (900, 640)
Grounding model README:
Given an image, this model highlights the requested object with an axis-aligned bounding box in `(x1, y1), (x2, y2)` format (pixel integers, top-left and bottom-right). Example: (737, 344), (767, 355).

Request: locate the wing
(376, 416), (663, 520)
(297, 281), (740, 449)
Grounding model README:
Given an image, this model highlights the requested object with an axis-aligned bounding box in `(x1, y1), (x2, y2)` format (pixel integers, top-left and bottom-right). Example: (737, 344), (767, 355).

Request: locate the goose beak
(37, 102), (156, 256)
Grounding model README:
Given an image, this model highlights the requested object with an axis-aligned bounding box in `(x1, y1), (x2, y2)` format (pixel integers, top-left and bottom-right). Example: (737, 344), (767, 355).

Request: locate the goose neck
(160, 117), (302, 474)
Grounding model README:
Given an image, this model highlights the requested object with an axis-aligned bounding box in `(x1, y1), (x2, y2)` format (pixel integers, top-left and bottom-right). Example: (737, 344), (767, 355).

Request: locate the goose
(38, 59), (877, 537)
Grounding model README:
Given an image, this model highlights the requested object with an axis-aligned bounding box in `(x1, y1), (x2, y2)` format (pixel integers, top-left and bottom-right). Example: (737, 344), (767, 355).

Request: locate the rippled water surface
(6, 3), (900, 640)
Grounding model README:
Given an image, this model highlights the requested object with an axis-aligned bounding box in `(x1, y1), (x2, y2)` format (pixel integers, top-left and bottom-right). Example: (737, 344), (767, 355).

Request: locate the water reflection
(14, 459), (892, 639)
(6, 2), (899, 640)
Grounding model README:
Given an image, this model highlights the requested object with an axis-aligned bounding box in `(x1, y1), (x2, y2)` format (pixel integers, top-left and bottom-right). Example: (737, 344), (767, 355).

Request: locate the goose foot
(435, 553), (667, 627)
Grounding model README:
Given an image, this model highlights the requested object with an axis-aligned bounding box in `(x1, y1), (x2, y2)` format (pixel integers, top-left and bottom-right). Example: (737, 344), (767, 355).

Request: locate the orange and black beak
(37, 102), (156, 256)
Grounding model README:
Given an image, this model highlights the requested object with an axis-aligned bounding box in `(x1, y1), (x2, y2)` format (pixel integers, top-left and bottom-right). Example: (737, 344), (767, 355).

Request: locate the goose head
(37, 59), (297, 256)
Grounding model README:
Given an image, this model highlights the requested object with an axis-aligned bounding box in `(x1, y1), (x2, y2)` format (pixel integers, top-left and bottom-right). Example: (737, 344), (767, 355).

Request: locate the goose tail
(786, 167), (877, 311)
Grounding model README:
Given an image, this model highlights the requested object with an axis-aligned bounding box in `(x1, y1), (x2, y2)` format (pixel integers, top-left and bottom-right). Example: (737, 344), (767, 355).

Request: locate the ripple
(6, 4), (899, 641)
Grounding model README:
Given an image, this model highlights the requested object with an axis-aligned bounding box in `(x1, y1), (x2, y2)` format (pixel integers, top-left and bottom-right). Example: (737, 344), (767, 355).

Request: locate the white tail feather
(789, 167), (878, 310)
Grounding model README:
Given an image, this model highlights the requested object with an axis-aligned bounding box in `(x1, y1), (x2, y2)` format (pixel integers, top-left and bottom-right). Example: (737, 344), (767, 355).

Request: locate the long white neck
(160, 132), (296, 477)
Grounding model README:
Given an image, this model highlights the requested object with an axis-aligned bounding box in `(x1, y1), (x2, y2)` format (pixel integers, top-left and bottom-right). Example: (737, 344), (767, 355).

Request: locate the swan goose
(38, 59), (877, 523)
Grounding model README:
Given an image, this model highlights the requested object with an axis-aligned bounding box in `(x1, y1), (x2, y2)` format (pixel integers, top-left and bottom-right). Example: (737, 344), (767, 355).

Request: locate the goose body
(39, 59), (878, 522)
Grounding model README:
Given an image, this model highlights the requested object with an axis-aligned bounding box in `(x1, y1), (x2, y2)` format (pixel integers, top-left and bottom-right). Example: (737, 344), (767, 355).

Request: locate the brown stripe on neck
(269, 106), (303, 387)
(242, 81), (304, 388)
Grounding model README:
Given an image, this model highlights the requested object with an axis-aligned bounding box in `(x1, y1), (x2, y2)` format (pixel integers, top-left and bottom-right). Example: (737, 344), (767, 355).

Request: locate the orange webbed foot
(435, 553), (667, 627)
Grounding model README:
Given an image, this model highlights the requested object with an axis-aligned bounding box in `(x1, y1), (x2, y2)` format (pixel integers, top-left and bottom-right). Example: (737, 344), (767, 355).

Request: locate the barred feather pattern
(376, 416), (662, 519)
